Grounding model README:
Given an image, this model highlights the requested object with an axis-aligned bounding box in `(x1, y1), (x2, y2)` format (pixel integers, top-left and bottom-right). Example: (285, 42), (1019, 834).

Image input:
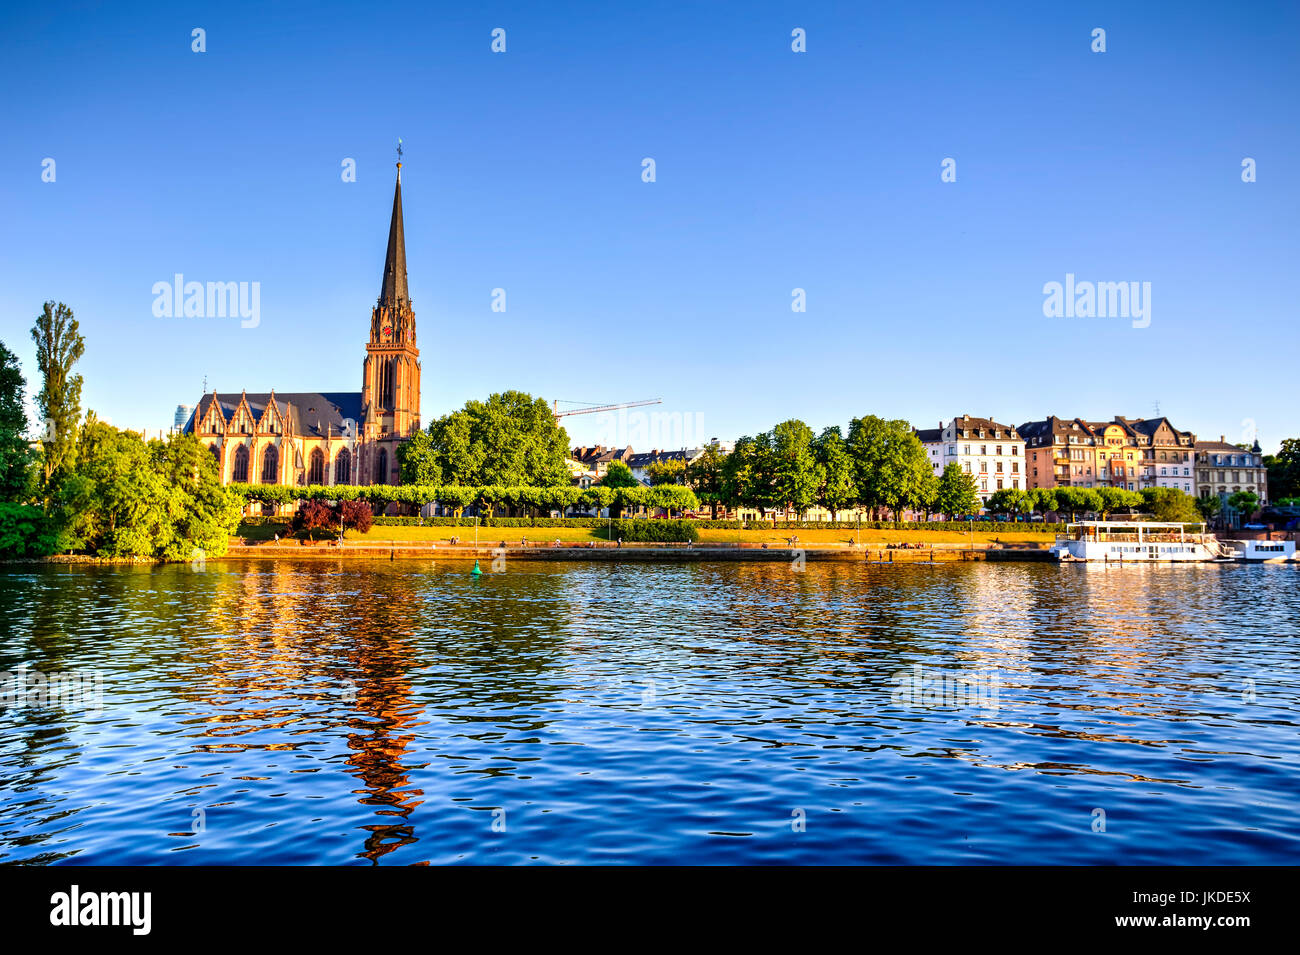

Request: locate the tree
(1264, 438), (1300, 500)
(0, 502), (58, 557)
(1228, 491), (1260, 523)
(1057, 487), (1101, 521)
(418, 391), (570, 489)
(814, 426), (857, 520)
(847, 416), (934, 524)
(1029, 487), (1059, 518)
(1096, 486), (1142, 518)
(644, 458), (686, 486)
(49, 418), (237, 559)
(396, 429), (443, 485)
(152, 431), (243, 559)
(0, 341), (35, 502)
(934, 463), (979, 520)
(339, 499), (373, 534)
(598, 460), (638, 517)
(31, 302), (86, 487)
(984, 488), (1026, 518)
(720, 434), (775, 514)
(1139, 487), (1201, 524)
(688, 444), (725, 517)
(598, 459), (639, 488)
(293, 499), (337, 538)
(769, 419), (822, 518)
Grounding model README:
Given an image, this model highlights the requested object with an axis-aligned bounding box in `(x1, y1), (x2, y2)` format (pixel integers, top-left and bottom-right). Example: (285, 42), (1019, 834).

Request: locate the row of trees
(238, 476), (700, 520)
(982, 485), (1232, 524)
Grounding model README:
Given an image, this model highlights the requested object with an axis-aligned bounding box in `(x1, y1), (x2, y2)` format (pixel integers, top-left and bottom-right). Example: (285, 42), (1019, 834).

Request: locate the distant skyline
(1, 0), (1296, 452)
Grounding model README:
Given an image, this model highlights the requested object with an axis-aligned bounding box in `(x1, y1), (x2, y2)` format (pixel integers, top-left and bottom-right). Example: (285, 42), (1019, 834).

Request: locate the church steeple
(378, 161), (409, 310)
(361, 151), (421, 486)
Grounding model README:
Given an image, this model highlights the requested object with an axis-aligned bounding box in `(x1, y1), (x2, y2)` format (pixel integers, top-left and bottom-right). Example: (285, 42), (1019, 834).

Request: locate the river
(1, 559), (1297, 864)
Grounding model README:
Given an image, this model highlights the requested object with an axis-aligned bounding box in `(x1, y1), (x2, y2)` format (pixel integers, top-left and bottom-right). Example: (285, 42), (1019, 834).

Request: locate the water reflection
(1, 560), (1298, 864)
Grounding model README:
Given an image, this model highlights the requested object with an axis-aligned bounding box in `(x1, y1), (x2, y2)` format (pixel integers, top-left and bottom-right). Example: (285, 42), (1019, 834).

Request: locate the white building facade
(917, 415), (1026, 505)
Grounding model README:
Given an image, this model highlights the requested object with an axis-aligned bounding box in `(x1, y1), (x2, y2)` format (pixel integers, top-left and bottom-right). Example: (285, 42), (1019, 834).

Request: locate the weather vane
(396, 137), (403, 162)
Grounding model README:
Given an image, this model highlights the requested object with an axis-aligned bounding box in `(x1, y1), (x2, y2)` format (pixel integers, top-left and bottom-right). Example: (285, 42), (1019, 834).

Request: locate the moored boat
(1049, 520), (1230, 562)
(1225, 539), (1297, 563)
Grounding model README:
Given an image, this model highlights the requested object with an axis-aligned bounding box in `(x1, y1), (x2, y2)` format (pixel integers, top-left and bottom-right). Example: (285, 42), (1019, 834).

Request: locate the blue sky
(1, 0), (1296, 450)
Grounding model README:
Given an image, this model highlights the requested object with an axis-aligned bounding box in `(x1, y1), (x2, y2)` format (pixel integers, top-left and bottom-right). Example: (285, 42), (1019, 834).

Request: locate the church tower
(360, 160), (422, 485)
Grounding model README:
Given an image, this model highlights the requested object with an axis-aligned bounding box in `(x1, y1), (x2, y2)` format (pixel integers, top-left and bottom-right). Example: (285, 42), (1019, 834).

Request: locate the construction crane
(551, 397), (662, 420)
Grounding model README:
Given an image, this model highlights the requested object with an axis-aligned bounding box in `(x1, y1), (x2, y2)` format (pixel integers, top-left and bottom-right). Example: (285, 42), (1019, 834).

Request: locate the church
(184, 161), (421, 488)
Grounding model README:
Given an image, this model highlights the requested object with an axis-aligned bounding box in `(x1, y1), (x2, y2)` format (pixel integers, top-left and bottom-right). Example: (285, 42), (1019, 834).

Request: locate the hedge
(606, 519), (699, 543)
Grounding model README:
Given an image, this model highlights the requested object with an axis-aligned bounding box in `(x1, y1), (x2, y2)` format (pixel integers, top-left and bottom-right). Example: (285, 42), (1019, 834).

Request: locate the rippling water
(1, 559), (1297, 865)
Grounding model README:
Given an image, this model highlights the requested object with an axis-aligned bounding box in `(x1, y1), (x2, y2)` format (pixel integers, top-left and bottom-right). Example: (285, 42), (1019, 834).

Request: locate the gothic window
(232, 445), (249, 483)
(308, 448), (325, 485)
(375, 448), (388, 485)
(379, 358), (395, 409)
(335, 448), (351, 484)
(262, 444), (279, 484)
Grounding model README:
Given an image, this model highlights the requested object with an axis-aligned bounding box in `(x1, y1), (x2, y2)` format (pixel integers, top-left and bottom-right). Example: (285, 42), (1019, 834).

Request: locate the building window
(374, 448), (388, 485)
(379, 358), (396, 409)
(335, 448), (351, 484)
(261, 445), (279, 484)
(232, 445), (249, 483)
(308, 448), (325, 485)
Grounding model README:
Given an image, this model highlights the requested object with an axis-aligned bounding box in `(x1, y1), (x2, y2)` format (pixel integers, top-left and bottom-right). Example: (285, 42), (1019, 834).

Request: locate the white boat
(1049, 520), (1230, 562)
(1225, 539), (1297, 563)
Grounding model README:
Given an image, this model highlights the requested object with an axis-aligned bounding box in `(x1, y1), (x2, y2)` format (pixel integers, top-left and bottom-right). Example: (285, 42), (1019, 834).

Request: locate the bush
(606, 519), (699, 542)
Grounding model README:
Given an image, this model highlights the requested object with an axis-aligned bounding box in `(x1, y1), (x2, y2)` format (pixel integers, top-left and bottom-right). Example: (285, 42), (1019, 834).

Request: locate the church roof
(378, 165), (409, 309)
(186, 392), (362, 438)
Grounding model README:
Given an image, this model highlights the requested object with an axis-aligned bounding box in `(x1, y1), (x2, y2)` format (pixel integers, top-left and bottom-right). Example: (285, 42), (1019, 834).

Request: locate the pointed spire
(379, 161), (408, 308)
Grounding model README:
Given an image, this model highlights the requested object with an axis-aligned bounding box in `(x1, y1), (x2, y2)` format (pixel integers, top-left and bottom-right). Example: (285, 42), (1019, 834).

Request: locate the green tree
(1057, 487), (1102, 521)
(934, 463), (979, 520)
(1264, 438), (1300, 500)
(644, 458), (686, 486)
(688, 444), (725, 516)
(396, 429), (443, 485)
(814, 426), (857, 520)
(31, 301), (86, 487)
(846, 416), (934, 524)
(1195, 494), (1222, 522)
(1096, 486), (1142, 518)
(1029, 487), (1059, 517)
(0, 503), (58, 557)
(1139, 487), (1201, 524)
(0, 341), (36, 502)
(1227, 490), (1260, 522)
(152, 431), (243, 560)
(769, 419), (822, 518)
(985, 488), (1026, 518)
(50, 420), (240, 559)
(598, 459), (639, 488)
(419, 391), (570, 489)
(720, 434), (775, 513)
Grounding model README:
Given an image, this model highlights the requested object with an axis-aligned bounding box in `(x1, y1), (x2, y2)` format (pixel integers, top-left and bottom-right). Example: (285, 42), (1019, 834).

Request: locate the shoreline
(5, 541), (1058, 565)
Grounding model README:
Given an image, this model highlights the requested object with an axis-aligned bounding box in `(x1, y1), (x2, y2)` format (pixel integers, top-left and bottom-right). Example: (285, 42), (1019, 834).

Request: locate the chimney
(1220, 435), (1225, 443)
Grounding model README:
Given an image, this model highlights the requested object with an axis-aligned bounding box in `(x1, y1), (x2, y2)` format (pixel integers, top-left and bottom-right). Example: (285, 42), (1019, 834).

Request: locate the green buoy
(471, 559), (482, 576)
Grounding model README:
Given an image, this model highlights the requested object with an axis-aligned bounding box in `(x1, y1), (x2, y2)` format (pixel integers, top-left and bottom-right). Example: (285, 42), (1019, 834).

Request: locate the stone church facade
(184, 162), (421, 490)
